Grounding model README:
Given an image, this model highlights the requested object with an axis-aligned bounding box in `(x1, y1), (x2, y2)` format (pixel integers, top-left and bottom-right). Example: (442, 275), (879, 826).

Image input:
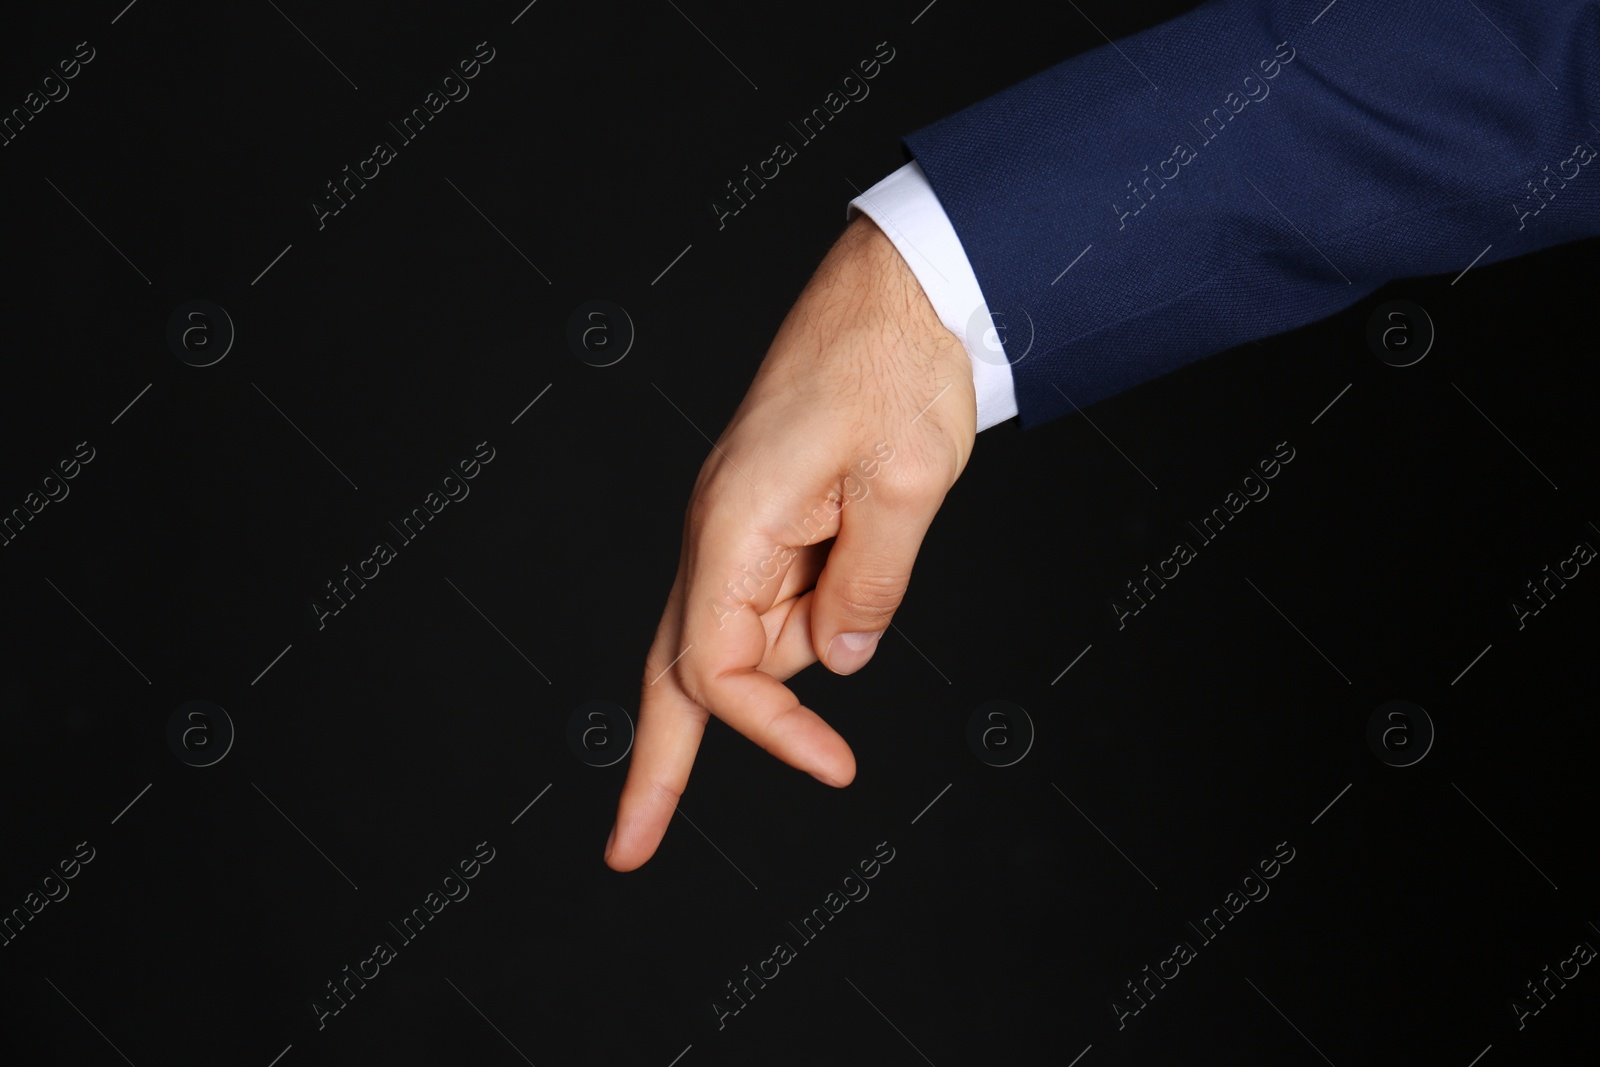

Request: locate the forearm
(904, 0), (1600, 426)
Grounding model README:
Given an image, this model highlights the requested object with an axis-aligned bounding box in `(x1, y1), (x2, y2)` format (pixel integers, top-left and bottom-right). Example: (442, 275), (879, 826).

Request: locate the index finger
(605, 568), (708, 872)
(605, 506), (853, 871)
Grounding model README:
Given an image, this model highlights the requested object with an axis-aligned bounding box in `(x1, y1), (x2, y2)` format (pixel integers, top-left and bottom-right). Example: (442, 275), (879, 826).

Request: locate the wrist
(844, 215), (977, 458)
(844, 214), (974, 378)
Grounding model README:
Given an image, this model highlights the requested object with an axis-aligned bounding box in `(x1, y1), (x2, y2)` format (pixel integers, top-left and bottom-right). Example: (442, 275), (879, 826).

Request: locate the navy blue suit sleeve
(903, 0), (1600, 428)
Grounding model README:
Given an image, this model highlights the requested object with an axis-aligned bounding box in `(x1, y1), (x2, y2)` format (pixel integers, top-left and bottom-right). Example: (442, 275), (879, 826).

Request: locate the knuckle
(672, 659), (718, 713)
(870, 447), (946, 504)
(685, 471), (719, 518)
(647, 777), (684, 805)
(760, 700), (804, 750)
(835, 573), (905, 622)
(664, 656), (698, 695)
(642, 646), (682, 687)
(640, 660), (669, 691)
(642, 649), (710, 712)
(684, 492), (714, 541)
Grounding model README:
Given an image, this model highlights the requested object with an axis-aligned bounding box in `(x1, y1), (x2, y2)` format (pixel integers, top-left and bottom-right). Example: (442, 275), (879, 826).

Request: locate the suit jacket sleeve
(902, 0), (1600, 429)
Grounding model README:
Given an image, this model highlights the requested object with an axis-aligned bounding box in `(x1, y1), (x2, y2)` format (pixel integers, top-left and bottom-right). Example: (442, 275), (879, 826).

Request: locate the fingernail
(810, 769), (842, 788)
(604, 823), (617, 862)
(827, 630), (881, 674)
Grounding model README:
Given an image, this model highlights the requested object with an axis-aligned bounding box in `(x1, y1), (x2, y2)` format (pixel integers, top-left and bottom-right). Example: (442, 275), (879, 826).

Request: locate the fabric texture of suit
(901, 0), (1600, 429)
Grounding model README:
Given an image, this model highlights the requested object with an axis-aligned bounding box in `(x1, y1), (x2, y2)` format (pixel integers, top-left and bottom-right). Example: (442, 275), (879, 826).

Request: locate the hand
(604, 213), (977, 871)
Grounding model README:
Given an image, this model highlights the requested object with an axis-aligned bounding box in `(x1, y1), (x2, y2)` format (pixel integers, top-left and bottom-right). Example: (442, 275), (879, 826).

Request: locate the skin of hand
(604, 212), (978, 871)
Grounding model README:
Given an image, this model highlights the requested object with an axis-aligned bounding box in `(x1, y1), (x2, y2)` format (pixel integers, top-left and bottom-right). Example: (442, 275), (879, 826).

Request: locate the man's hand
(604, 214), (977, 871)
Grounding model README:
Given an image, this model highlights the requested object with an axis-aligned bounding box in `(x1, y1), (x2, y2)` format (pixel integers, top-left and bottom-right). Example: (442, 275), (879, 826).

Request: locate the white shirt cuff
(847, 160), (1018, 432)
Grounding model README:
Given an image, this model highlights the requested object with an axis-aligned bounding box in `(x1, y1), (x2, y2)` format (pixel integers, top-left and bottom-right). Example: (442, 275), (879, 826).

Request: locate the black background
(2, 1), (1596, 1064)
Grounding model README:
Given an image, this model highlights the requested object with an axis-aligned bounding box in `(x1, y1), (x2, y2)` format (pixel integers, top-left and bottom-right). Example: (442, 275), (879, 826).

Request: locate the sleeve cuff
(847, 161), (1019, 432)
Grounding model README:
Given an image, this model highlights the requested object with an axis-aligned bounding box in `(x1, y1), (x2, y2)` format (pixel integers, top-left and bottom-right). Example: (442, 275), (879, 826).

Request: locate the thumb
(810, 474), (941, 675)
